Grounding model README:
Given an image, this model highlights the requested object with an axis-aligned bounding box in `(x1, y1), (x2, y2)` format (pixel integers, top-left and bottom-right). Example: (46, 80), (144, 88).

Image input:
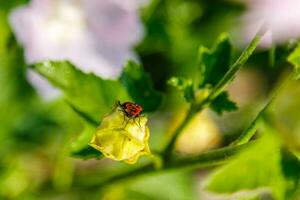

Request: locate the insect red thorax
(120, 101), (143, 118)
(117, 101), (143, 128)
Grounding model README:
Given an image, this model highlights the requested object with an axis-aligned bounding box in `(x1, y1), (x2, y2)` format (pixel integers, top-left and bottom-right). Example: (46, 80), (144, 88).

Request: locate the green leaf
(238, 195), (265, 200)
(120, 61), (163, 112)
(205, 131), (286, 200)
(167, 76), (195, 102)
(70, 124), (103, 160)
(65, 100), (98, 126)
(198, 33), (232, 88)
(126, 171), (197, 200)
(210, 91), (237, 114)
(288, 43), (300, 79)
(71, 146), (103, 160)
(32, 61), (129, 123)
(0, 0), (29, 12)
(281, 150), (300, 200)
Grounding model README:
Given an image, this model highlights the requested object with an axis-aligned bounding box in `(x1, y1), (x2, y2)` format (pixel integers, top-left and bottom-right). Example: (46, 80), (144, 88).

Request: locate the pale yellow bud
(89, 106), (150, 164)
(169, 109), (221, 155)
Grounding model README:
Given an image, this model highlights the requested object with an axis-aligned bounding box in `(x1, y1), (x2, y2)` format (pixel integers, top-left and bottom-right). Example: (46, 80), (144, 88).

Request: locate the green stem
(210, 35), (262, 100)
(231, 104), (266, 146)
(162, 107), (197, 159)
(232, 71), (295, 146)
(77, 143), (250, 189)
(75, 26), (269, 190)
(195, 29), (266, 113)
(197, 34), (265, 115)
(162, 29), (266, 156)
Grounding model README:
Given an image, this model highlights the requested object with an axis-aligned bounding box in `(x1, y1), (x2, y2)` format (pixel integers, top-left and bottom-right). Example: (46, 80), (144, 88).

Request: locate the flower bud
(168, 109), (220, 155)
(89, 105), (150, 164)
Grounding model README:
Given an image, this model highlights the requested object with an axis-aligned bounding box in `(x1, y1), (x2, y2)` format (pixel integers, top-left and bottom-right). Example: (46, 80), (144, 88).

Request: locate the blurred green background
(0, 0), (299, 199)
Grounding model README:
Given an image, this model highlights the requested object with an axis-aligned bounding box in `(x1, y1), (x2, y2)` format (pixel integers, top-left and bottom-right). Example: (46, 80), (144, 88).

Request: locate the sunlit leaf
(125, 171), (197, 200)
(32, 60), (129, 123)
(205, 131), (286, 200)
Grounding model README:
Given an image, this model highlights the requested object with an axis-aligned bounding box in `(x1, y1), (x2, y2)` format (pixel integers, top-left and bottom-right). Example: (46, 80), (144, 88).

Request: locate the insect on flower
(89, 101), (150, 164)
(117, 101), (143, 128)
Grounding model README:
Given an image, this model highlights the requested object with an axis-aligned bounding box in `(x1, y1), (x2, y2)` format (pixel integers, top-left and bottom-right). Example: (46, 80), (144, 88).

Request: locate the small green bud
(195, 88), (210, 103)
(89, 105), (150, 164)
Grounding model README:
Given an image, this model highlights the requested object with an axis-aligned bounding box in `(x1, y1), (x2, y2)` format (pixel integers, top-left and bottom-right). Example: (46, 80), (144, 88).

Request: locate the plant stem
(162, 28), (266, 156)
(77, 143), (250, 189)
(210, 35), (262, 100)
(76, 26), (269, 190)
(198, 32), (265, 112)
(231, 103), (266, 146)
(162, 107), (197, 159)
(232, 71), (295, 146)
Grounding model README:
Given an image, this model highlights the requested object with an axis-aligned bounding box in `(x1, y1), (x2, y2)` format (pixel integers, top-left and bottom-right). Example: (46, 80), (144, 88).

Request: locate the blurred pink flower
(9, 0), (146, 100)
(242, 0), (300, 48)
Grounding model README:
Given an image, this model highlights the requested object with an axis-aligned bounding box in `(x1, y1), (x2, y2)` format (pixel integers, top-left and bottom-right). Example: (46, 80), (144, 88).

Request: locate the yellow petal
(124, 127), (151, 164)
(89, 104), (151, 164)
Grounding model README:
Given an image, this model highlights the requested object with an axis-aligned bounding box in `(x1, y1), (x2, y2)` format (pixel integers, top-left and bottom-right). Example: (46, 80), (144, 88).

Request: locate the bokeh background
(0, 0), (299, 199)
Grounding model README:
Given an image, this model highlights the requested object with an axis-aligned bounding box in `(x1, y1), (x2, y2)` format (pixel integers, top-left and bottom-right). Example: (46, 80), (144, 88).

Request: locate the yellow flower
(89, 105), (150, 164)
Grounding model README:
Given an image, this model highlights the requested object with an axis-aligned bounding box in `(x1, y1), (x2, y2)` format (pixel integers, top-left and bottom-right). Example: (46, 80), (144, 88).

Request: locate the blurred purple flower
(242, 0), (300, 48)
(9, 0), (146, 100)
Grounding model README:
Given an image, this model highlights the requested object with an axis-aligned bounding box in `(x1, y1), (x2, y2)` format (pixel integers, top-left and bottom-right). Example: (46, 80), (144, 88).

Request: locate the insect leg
(123, 118), (130, 129)
(132, 117), (142, 129)
(122, 114), (126, 125)
(117, 100), (122, 107)
(138, 117), (142, 128)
